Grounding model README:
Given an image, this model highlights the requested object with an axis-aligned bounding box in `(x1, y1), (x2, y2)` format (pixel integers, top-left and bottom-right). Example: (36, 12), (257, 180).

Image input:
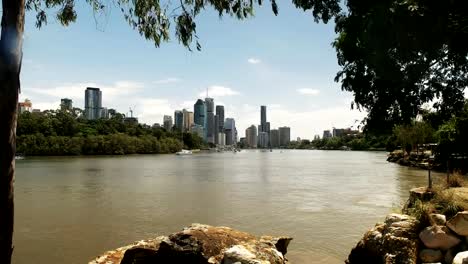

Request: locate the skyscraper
(270, 129), (280, 148)
(259, 105), (270, 148)
(60, 98), (73, 111)
(174, 110), (184, 131)
(85, 87), (102, 120)
(225, 118), (237, 145)
(261, 105), (267, 130)
(194, 99), (206, 129)
(246, 125), (258, 148)
(214, 115), (219, 144)
(183, 109), (194, 131)
(279, 126), (291, 147)
(205, 98), (215, 143)
(216, 105), (225, 131)
(163, 115), (173, 131)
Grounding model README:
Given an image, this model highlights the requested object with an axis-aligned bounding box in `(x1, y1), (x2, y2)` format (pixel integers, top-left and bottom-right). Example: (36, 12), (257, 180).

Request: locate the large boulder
(419, 226), (461, 250)
(346, 214), (420, 264)
(447, 211), (468, 236)
(453, 251), (468, 264)
(89, 224), (292, 264)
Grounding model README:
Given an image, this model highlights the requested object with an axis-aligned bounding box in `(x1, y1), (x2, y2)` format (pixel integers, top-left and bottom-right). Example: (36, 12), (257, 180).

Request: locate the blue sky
(20, 1), (366, 138)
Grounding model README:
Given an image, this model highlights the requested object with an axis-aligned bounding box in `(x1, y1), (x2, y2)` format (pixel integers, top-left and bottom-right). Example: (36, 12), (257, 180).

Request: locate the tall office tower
(224, 118), (237, 145)
(174, 110), (184, 131)
(260, 105), (267, 131)
(60, 98), (73, 111)
(258, 132), (269, 148)
(215, 105), (225, 132)
(183, 109), (194, 131)
(163, 115), (173, 131)
(214, 115), (219, 144)
(191, 124), (204, 139)
(270, 129), (280, 148)
(205, 98), (215, 144)
(246, 125), (258, 148)
(84, 87), (102, 120)
(259, 105), (270, 147)
(194, 99), (206, 128)
(279, 126), (291, 147)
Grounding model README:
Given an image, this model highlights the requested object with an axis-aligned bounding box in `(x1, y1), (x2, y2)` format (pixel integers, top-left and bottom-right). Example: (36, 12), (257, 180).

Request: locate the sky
(20, 1), (367, 139)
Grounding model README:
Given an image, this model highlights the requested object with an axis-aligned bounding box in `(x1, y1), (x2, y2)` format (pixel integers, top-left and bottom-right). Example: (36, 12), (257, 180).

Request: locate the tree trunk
(0, 0), (25, 263)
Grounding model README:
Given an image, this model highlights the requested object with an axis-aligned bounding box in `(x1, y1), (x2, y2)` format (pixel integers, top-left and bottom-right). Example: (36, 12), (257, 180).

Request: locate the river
(13, 150), (440, 264)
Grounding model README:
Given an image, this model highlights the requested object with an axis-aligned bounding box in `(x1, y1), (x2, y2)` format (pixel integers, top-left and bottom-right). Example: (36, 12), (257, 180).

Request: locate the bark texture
(0, 0), (25, 263)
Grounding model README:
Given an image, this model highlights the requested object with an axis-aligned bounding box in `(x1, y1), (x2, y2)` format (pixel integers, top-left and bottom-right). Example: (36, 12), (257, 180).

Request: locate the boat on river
(176, 149), (192, 155)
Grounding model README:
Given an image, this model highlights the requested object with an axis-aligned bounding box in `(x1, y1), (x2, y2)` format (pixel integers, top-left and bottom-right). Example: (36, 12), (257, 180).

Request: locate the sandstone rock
(346, 214), (420, 264)
(419, 226), (461, 250)
(419, 249), (443, 263)
(89, 224), (292, 264)
(453, 251), (468, 264)
(430, 214), (447, 225)
(447, 211), (468, 236)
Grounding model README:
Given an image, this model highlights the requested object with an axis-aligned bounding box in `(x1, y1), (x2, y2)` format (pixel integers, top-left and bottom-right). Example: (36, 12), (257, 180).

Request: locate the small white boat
(176, 149), (192, 155)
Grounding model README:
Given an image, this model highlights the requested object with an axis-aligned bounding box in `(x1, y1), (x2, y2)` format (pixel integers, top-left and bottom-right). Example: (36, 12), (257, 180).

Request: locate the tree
(1, 1), (343, 262)
(334, 0), (468, 134)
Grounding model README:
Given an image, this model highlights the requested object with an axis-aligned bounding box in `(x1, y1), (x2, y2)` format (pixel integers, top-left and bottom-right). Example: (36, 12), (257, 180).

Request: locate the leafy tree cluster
(289, 134), (391, 151)
(393, 121), (435, 155)
(16, 110), (203, 155)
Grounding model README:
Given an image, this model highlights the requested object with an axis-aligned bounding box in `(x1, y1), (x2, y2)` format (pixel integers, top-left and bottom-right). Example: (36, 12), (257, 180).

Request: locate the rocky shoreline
(89, 223), (292, 264)
(387, 151), (442, 170)
(346, 187), (468, 264)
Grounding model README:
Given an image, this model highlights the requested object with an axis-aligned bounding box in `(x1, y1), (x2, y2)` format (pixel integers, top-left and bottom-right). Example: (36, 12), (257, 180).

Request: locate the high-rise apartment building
(85, 87), (102, 120)
(183, 109), (194, 131)
(205, 98), (215, 144)
(191, 124), (204, 139)
(279, 126), (291, 147)
(163, 115), (173, 131)
(246, 125), (258, 148)
(270, 129), (280, 148)
(258, 132), (269, 148)
(261, 105), (267, 131)
(60, 98), (73, 111)
(174, 110), (184, 131)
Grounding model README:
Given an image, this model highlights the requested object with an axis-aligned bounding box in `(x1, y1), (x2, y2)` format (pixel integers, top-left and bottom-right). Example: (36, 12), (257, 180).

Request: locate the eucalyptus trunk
(0, 0), (25, 263)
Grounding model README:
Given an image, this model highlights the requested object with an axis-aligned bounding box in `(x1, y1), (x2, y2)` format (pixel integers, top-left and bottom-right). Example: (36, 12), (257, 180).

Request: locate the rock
(419, 225), (461, 250)
(89, 224), (292, 264)
(346, 213), (420, 264)
(447, 211), (468, 236)
(419, 249), (443, 263)
(430, 214), (446, 225)
(453, 251), (468, 264)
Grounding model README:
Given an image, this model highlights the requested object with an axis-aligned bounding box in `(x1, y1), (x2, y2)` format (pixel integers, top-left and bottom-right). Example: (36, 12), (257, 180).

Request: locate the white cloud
(297, 88), (320, 95)
(199, 85), (240, 98)
(247, 58), (261, 64)
(153, 77), (181, 84)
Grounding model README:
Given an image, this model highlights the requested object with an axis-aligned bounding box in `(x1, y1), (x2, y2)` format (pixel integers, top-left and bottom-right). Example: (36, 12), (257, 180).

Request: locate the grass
(407, 172), (468, 223)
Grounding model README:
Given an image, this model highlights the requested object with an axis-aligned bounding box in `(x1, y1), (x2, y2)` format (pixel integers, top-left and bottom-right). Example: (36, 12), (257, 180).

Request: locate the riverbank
(387, 150), (443, 170)
(346, 177), (468, 264)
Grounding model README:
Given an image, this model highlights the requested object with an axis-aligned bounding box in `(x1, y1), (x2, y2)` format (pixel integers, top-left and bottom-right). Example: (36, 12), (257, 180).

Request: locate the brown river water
(13, 150), (442, 264)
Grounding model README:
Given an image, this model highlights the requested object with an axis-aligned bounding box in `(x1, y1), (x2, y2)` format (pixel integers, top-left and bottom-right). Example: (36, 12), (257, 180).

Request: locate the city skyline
(19, 1), (367, 139)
